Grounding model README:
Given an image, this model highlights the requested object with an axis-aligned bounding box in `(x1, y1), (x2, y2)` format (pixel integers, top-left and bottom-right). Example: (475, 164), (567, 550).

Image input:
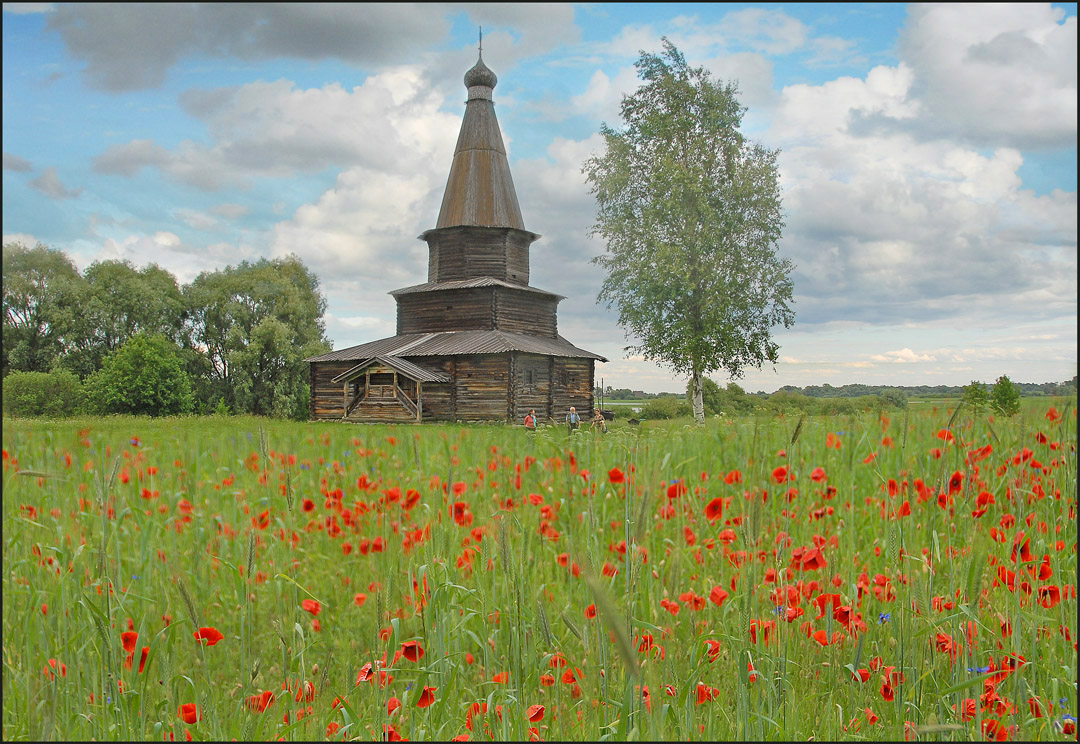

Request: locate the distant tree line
(777, 379), (1077, 399)
(2, 242), (331, 418)
(596, 374), (1076, 420)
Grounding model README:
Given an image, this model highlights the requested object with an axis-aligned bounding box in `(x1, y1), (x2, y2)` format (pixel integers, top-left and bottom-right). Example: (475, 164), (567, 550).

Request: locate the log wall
(493, 288), (558, 337)
(550, 357), (595, 423)
(397, 289), (494, 334)
(512, 352), (552, 422)
(309, 361), (355, 420)
(425, 226), (533, 285)
(312, 354), (593, 423)
(397, 287), (559, 337)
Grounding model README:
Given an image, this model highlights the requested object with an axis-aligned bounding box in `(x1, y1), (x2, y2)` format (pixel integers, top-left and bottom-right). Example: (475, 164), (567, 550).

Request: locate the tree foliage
(962, 380), (990, 415)
(2, 242), (86, 375)
(85, 334), (194, 416)
(184, 255), (331, 419)
(583, 39), (795, 423)
(63, 259), (186, 378)
(990, 375), (1022, 417)
(2, 243), (333, 420)
(2, 369), (85, 418)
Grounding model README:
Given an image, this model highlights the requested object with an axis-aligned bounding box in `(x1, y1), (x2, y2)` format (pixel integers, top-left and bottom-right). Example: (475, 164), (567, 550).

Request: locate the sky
(2, 3), (1076, 394)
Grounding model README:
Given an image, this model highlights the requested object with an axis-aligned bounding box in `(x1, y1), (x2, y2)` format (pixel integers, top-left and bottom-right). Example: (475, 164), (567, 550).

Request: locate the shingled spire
(435, 54), (525, 230)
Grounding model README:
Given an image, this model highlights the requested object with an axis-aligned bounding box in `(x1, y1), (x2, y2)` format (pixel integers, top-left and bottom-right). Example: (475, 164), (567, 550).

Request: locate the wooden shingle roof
(306, 330), (607, 363)
(435, 56), (525, 230)
(330, 355), (451, 384)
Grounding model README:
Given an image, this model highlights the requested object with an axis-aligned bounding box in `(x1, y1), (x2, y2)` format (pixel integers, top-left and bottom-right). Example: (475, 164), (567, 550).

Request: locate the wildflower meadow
(2, 400), (1076, 741)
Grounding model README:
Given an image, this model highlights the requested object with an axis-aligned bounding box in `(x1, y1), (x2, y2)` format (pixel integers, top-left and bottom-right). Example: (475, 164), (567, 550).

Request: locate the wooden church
(306, 53), (605, 423)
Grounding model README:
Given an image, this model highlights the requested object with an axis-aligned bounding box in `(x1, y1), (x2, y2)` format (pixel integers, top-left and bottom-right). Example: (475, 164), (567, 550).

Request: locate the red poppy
(416, 686), (436, 708)
(121, 631), (138, 654)
(193, 627), (224, 646)
(138, 646), (149, 673)
(704, 497), (724, 522)
(666, 481), (687, 499)
(584, 604), (596, 619)
(43, 658), (67, 680)
(493, 671), (509, 683)
(813, 629), (830, 646)
(704, 639), (721, 662)
(1037, 585), (1060, 608)
(880, 680), (894, 702)
(451, 501), (472, 526)
(248, 690), (275, 712)
(301, 599), (321, 616)
(709, 586), (729, 607)
(810, 467), (827, 483)
(695, 683), (719, 705)
(948, 470), (964, 495)
(401, 640), (425, 662)
(608, 468), (625, 484)
(852, 668), (870, 683)
(526, 704), (545, 722)
(1011, 531), (1034, 563)
(790, 545), (827, 572)
(936, 428), (955, 442)
(771, 466), (789, 484)
(178, 703), (200, 724)
(724, 469), (742, 484)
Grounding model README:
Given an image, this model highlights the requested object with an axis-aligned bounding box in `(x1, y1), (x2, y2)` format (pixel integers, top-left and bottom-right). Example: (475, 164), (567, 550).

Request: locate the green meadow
(2, 401), (1075, 741)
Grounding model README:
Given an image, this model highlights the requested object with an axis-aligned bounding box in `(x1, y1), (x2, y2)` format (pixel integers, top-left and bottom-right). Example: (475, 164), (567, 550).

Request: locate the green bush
(638, 395), (692, 419)
(2, 369), (85, 417)
(85, 334), (194, 416)
(991, 375), (1021, 417)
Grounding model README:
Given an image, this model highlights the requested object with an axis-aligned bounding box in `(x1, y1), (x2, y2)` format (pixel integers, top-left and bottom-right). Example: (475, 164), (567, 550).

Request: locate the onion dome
(464, 56), (497, 90)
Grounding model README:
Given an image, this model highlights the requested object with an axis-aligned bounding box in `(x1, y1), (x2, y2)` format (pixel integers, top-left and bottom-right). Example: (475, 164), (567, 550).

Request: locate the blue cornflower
(300, 463), (310, 470)
(1064, 714), (1076, 721)
(129, 438), (140, 446)
(878, 613), (891, 624)
(774, 605), (786, 616)
(967, 666), (990, 674)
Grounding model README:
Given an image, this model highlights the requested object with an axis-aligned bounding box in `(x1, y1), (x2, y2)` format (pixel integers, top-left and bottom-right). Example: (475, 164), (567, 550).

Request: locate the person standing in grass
(591, 407), (608, 433)
(566, 406), (581, 432)
(524, 409), (536, 430)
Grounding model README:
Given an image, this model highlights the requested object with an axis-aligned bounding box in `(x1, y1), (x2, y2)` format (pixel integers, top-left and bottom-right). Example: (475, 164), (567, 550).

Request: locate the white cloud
(2, 152), (33, 172)
(3, 4), (55, 14)
(28, 166), (82, 199)
(209, 203), (249, 219)
(719, 7), (808, 55)
(870, 348), (937, 363)
(2, 232), (41, 247)
(894, 3), (1076, 148)
(95, 67), (461, 193)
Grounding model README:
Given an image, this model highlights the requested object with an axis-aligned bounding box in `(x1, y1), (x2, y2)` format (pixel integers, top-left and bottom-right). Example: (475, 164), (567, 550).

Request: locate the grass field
(2, 400), (1076, 741)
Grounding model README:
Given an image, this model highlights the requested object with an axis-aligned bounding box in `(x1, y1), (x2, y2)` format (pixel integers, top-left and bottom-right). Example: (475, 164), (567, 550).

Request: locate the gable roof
(331, 355), (451, 384)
